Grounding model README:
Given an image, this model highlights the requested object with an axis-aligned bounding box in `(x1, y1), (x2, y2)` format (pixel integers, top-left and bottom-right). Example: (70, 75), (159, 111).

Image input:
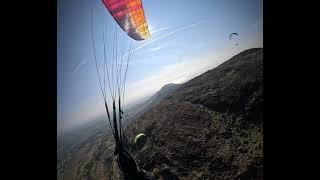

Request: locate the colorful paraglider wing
(102, 0), (151, 41)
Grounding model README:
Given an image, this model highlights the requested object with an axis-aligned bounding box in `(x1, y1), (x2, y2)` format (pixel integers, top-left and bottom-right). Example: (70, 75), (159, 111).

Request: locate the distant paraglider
(229, 32), (239, 46)
(134, 133), (147, 144)
(229, 32), (238, 40)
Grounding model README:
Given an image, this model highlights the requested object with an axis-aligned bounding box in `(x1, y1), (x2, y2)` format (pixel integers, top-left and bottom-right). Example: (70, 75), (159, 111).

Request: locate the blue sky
(58, 0), (263, 133)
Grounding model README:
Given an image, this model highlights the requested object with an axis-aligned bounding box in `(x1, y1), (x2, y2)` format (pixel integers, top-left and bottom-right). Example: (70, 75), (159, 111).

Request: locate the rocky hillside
(58, 48), (263, 180)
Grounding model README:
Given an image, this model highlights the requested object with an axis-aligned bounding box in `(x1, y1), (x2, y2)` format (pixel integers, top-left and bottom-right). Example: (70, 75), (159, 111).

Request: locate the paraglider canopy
(134, 133), (146, 144)
(229, 32), (239, 40)
(102, 0), (151, 41)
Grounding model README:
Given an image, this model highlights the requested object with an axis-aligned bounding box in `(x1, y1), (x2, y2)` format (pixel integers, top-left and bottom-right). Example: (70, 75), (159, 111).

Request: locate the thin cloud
(73, 57), (89, 73)
(148, 46), (163, 52)
(150, 25), (174, 34)
(147, 42), (169, 53)
(127, 20), (208, 55)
